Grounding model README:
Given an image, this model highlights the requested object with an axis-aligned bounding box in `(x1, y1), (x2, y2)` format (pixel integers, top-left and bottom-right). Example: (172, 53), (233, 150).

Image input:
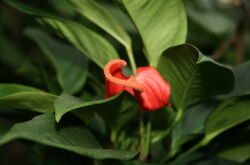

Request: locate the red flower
(104, 59), (171, 112)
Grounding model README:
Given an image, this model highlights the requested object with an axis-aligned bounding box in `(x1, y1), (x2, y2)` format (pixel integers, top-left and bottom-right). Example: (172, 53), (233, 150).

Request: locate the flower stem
(139, 115), (151, 161)
(126, 46), (137, 75)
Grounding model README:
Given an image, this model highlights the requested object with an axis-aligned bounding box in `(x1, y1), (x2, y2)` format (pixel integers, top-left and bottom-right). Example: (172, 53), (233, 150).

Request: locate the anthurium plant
(0, 0), (250, 164)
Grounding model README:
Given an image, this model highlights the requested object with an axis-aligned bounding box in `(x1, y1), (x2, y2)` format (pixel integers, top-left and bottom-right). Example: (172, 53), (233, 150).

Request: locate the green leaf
(205, 95), (250, 137)
(0, 84), (57, 113)
(224, 61), (250, 98)
(116, 0), (187, 66)
(67, 0), (131, 48)
(0, 33), (25, 69)
(0, 119), (13, 136)
(3, 0), (119, 68)
(0, 33), (42, 85)
(150, 107), (175, 141)
(0, 113), (137, 160)
(187, 3), (234, 35)
(100, 3), (136, 33)
(54, 93), (94, 123)
(39, 18), (119, 68)
(25, 28), (88, 94)
(215, 126), (250, 163)
(172, 100), (218, 148)
(157, 44), (234, 110)
(3, 0), (61, 19)
(55, 92), (137, 132)
(122, 161), (163, 165)
(48, 0), (75, 17)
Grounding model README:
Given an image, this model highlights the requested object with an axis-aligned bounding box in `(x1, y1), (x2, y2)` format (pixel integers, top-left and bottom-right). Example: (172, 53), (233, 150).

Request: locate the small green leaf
(157, 44), (234, 110)
(67, 0), (131, 48)
(25, 28), (88, 94)
(39, 18), (119, 68)
(116, 0), (187, 66)
(0, 84), (57, 113)
(205, 95), (250, 136)
(0, 113), (137, 160)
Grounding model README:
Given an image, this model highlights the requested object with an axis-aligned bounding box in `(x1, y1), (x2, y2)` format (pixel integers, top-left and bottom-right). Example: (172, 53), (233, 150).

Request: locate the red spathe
(104, 60), (170, 112)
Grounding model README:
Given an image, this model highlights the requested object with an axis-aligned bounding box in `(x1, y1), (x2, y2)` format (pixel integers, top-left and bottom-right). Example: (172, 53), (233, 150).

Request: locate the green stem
(140, 116), (151, 161)
(126, 46), (137, 75)
(170, 133), (217, 164)
(111, 130), (117, 144)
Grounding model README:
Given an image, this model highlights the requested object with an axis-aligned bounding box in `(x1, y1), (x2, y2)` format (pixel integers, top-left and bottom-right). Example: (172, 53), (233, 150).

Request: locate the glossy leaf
(25, 28), (88, 94)
(157, 44), (234, 110)
(0, 113), (137, 160)
(39, 18), (119, 68)
(3, 0), (119, 68)
(116, 0), (187, 66)
(205, 95), (250, 136)
(0, 84), (57, 113)
(67, 0), (131, 48)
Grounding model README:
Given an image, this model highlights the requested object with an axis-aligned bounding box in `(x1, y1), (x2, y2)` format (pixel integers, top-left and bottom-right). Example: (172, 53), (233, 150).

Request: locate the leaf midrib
(178, 66), (198, 110)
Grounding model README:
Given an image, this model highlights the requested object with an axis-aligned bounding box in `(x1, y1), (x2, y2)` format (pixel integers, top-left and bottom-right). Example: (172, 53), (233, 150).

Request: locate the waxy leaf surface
(0, 113), (137, 160)
(116, 0), (187, 66)
(67, 0), (131, 48)
(0, 84), (57, 113)
(157, 44), (234, 110)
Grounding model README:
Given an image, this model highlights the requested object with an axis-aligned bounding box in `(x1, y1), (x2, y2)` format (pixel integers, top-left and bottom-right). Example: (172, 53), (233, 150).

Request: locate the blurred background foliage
(0, 0), (249, 164)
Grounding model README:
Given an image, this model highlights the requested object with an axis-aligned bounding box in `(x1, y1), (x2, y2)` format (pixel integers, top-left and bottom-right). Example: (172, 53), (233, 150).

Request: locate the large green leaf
(3, 0), (119, 68)
(116, 0), (187, 66)
(25, 28), (88, 94)
(0, 113), (137, 160)
(0, 84), (57, 113)
(157, 44), (234, 110)
(67, 0), (131, 48)
(205, 95), (250, 137)
(39, 18), (119, 68)
(55, 92), (138, 132)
